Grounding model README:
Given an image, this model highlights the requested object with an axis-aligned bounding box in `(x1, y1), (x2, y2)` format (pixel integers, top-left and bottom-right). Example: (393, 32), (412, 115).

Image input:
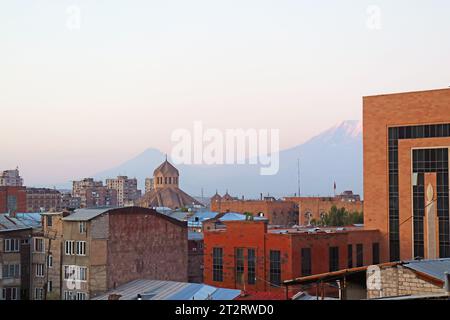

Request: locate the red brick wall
(106, 207), (188, 289)
(210, 200), (298, 226)
(203, 220), (381, 292)
(285, 197), (363, 225)
(0, 186), (27, 215)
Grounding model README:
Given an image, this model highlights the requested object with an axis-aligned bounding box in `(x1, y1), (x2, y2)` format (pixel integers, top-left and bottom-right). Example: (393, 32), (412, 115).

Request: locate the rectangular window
(2, 264), (20, 279)
(63, 265), (87, 281)
(301, 248), (312, 276)
(329, 247), (339, 272)
(34, 288), (44, 300)
(235, 248), (244, 285)
(76, 241), (86, 256)
(64, 240), (75, 255)
(4, 239), (20, 252)
(7, 195), (17, 213)
(372, 243), (380, 265)
(46, 216), (53, 227)
(269, 250), (281, 287)
(76, 292), (87, 300)
(64, 291), (74, 301)
(79, 222), (87, 234)
(2, 287), (19, 300)
(47, 255), (53, 268)
(247, 248), (256, 285)
(47, 281), (53, 293)
(212, 248), (223, 282)
(36, 264), (45, 277)
(347, 244), (353, 268)
(34, 238), (45, 253)
(356, 244), (364, 267)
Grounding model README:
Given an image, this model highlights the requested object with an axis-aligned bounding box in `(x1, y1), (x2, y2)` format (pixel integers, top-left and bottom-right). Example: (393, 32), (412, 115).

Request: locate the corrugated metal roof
(188, 231), (204, 241)
(0, 213), (34, 232)
(92, 279), (241, 300)
(404, 258), (450, 282)
(62, 208), (114, 221)
(14, 213), (42, 228)
(219, 213), (267, 222)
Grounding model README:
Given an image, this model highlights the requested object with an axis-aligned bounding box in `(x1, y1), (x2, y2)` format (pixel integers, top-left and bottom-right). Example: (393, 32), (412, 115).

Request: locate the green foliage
(180, 207), (189, 212)
(244, 212), (254, 221)
(318, 206), (364, 227)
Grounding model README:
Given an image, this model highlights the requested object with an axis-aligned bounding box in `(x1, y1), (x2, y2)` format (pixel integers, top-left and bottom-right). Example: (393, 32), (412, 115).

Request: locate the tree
(320, 206), (364, 227)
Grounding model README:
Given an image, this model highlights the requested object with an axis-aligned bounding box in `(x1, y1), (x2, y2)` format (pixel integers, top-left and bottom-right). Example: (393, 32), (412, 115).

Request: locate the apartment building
(0, 214), (33, 300)
(60, 207), (189, 300)
(106, 176), (141, 207)
(0, 168), (23, 187)
(72, 178), (117, 208)
(26, 188), (62, 213)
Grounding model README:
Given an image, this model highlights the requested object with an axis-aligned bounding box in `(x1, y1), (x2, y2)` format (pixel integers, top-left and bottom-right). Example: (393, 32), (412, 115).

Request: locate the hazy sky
(1, 0), (450, 186)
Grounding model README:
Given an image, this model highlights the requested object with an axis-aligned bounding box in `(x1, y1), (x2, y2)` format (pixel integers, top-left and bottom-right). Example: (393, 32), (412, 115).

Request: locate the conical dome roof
(153, 159), (179, 177)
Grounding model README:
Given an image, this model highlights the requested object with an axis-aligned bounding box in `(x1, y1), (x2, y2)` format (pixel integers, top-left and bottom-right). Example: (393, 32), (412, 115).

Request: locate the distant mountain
(92, 120), (363, 199)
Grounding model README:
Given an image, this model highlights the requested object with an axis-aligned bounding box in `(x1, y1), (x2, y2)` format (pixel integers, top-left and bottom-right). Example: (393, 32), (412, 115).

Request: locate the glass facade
(388, 124), (450, 261)
(412, 148), (450, 258)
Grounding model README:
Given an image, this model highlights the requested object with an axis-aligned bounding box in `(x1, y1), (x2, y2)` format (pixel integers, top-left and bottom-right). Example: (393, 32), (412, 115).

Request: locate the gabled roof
(404, 258), (450, 282)
(0, 214), (34, 232)
(62, 208), (114, 222)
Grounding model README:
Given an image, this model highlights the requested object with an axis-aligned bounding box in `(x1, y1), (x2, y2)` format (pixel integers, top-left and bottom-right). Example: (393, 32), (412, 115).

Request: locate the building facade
(26, 188), (62, 213)
(0, 186), (27, 215)
(203, 219), (380, 293)
(285, 192), (363, 226)
(106, 176), (141, 207)
(60, 207), (189, 299)
(0, 214), (33, 300)
(364, 88), (450, 262)
(72, 178), (117, 208)
(210, 194), (299, 226)
(0, 168), (23, 187)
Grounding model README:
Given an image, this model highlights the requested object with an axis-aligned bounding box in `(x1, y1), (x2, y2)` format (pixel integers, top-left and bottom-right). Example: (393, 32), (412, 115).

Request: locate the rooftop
(0, 213), (36, 232)
(92, 279), (241, 300)
(62, 207), (114, 221)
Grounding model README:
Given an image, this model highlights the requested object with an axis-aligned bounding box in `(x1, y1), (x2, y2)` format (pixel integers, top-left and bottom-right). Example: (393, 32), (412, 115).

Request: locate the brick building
(0, 186), (27, 215)
(26, 188), (62, 213)
(285, 192), (363, 226)
(106, 176), (141, 207)
(364, 88), (450, 262)
(0, 168), (23, 187)
(61, 192), (81, 210)
(0, 214), (32, 300)
(72, 178), (117, 208)
(188, 232), (204, 283)
(59, 207), (189, 299)
(210, 193), (299, 226)
(203, 219), (380, 293)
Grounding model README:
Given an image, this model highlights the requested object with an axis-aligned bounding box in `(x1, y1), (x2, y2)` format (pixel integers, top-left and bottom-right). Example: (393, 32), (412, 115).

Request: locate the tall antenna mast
(297, 157), (301, 197)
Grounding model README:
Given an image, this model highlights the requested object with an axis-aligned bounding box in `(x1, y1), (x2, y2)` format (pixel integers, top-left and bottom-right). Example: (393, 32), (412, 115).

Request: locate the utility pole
(297, 158), (301, 197)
